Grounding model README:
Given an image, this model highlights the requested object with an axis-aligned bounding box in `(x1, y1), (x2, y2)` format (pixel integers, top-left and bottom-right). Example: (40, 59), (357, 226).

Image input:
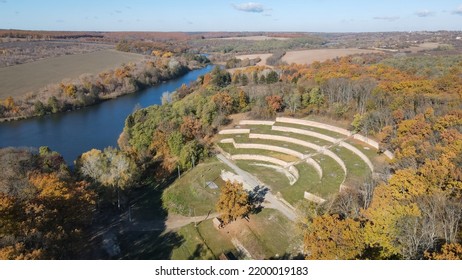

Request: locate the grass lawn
(345, 138), (388, 165)
(234, 135), (316, 154)
(129, 182), (169, 222)
(273, 121), (347, 139)
(217, 119), (382, 204)
(119, 230), (184, 260)
(310, 154), (345, 197)
(235, 161), (315, 204)
(329, 146), (371, 185)
(236, 155), (343, 204)
(171, 219), (236, 260)
(247, 125), (334, 147)
(162, 157), (231, 216)
(173, 208), (302, 260)
(223, 209), (302, 259)
(217, 142), (300, 162)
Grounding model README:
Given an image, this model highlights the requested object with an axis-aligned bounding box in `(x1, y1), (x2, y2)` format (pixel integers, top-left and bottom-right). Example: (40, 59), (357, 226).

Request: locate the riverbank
(0, 65), (214, 163)
(0, 67), (188, 123)
(1, 55), (210, 123)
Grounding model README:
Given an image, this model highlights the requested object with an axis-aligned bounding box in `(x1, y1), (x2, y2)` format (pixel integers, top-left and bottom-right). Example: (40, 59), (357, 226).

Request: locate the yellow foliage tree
(425, 243), (462, 260)
(361, 184), (421, 259)
(304, 214), (364, 260)
(216, 180), (250, 225)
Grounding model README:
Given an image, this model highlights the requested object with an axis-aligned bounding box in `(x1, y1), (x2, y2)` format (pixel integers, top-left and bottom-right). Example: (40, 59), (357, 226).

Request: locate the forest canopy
(1, 51), (461, 260)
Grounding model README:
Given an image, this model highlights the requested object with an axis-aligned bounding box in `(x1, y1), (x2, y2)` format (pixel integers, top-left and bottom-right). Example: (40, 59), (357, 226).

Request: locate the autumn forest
(1, 27), (462, 260)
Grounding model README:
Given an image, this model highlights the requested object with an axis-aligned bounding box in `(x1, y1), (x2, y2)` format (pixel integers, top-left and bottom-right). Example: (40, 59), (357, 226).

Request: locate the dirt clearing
(282, 48), (382, 65)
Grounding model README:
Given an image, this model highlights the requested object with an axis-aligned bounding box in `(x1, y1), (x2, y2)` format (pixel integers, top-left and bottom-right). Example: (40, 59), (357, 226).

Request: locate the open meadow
(0, 49), (145, 99)
(281, 48), (382, 65)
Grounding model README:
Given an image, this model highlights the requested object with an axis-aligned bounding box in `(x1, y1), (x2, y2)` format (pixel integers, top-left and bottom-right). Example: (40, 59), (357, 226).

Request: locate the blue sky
(0, 0), (461, 32)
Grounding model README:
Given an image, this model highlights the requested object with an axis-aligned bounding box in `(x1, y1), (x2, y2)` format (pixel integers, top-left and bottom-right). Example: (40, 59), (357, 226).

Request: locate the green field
(246, 124), (334, 147)
(217, 142), (300, 162)
(272, 121), (347, 139)
(171, 219), (236, 260)
(236, 154), (344, 204)
(162, 158), (232, 216)
(171, 209), (302, 260)
(0, 49), (145, 99)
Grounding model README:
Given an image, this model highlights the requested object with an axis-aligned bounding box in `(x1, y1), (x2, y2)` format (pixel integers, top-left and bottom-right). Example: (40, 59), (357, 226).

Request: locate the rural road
(217, 154), (298, 221)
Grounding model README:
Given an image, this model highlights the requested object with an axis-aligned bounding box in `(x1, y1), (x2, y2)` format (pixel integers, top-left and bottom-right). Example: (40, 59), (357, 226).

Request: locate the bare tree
(352, 78), (377, 115)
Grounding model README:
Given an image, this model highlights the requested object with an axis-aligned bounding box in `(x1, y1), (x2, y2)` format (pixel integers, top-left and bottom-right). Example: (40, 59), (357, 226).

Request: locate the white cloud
(415, 10), (435, 17)
(373, 16), (400, 22)
(453, 5), (462, 15)
(232, 2), (265, 13)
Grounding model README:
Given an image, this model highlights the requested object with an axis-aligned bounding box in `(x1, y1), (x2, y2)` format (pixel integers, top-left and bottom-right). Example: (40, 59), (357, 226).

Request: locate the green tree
(266, 70), (279, 84)
(241, 74), (249, 86)
(351, 113), (364, 133)
(211, 66), (231, 88)
(308, 87), (324, 110)
(167, 131), (184, 156)
(34, 101), (46, 116)
(47, 96), (60, 113)
(179, 140), (203, 169)
(238, 90), (249, 112)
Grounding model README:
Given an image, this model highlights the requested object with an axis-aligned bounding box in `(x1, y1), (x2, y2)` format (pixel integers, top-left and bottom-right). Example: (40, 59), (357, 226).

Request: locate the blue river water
(0, 65), (214, 163)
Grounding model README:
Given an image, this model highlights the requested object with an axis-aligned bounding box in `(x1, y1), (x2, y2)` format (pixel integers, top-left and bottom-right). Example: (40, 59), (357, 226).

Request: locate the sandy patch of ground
(282, 48), (382, 65)
(220, 170), (251, 189)
(404, 42), (440, 53)
(235, 53), (272, 66)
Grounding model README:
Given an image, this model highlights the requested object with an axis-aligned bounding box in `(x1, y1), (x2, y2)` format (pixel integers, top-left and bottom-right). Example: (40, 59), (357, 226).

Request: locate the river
(0, 65), (214, 164)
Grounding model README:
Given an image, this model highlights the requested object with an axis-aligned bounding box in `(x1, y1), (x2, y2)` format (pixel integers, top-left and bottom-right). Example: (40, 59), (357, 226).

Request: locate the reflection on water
(0, 65), (213, 163)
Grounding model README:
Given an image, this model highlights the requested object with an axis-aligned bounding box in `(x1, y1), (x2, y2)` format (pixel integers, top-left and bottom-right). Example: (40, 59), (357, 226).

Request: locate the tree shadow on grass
(187, 244), (208, 260)
(79, 174), (186, 260)
(119, 231), (184, 260)
(248, 186), (269, 214)
(268, 252), (305, 260)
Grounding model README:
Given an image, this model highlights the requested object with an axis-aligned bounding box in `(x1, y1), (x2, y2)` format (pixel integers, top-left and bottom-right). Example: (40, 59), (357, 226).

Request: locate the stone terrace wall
(276, 117), (394, 160)
(273, 125), (373, 171)
(218, 129), (250, 135)
(272, 125), (338, 143)
(338, 142), (374, 171)
(240, 120), (275, 126)
(353, 134), (379, 149)
(250, 133), (347, 174)
(250, 133), (320, 151)
(288, 165), (300, 181)
(231, 154), (291, 168)
(304, 192), (326, 204)
(306, 158), (323, 179)
(277, 117), (351, 136)
(221, 138), (304, 159)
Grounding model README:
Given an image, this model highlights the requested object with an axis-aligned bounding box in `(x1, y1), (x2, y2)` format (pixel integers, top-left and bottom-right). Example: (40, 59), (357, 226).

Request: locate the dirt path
(217, 154), (297, 221)
(123, 212), (220, 232)
(165, 212), (220, 230)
